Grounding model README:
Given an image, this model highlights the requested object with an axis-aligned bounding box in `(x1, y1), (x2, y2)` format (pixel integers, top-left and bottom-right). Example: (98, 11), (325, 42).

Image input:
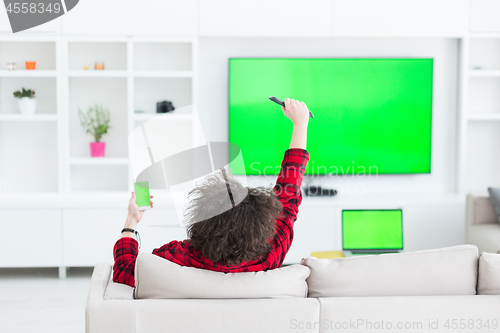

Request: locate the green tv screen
(342, 210), (403, 250)
(228, 58), (433, 175)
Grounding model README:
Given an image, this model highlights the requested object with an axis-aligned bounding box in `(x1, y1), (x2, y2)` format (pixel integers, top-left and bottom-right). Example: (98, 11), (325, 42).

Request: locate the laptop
(342, 209), (403, 254)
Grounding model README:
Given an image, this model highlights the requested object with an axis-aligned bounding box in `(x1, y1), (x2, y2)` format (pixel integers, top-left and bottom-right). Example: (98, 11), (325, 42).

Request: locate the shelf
(133, 71), (193, 78)
(469, 33), (500, 39)
(0, 70), (57, 77)
(67, 70), (128, 78)
(70, 164), (129, 192)
(467, 113), (500, 121)
(69, 157), (129, 165)
(133, 113), (193, 121)
(0, 114), (58, 121)
(468, 70), (500, 77)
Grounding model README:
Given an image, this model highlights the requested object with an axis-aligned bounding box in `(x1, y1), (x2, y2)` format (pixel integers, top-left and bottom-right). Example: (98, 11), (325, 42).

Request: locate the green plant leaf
(78, 104), (111, 142)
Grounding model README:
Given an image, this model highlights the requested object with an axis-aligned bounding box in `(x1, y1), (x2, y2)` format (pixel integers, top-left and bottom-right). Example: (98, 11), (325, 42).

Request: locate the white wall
(198, 37), (458, 195)
(0, 0), (469, 37)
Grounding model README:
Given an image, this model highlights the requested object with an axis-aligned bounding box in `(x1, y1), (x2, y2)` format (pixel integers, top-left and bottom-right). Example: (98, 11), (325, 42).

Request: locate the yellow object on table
(310, 251), (345, 259)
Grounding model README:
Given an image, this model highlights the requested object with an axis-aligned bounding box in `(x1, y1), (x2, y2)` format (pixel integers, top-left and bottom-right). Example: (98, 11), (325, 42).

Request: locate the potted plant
(13, 88), (36, 115)
(78, 104), (111, 157)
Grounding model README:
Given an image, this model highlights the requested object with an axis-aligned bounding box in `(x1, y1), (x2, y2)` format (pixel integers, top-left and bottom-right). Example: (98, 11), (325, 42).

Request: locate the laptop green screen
(342, 210), (403, 250)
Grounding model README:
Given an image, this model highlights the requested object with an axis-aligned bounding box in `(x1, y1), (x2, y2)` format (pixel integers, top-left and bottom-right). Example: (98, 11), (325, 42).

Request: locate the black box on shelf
(156, 101), (175, 113)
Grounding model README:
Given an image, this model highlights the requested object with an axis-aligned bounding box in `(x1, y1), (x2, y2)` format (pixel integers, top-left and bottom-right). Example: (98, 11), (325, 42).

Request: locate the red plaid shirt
(113, 148), (309, 287)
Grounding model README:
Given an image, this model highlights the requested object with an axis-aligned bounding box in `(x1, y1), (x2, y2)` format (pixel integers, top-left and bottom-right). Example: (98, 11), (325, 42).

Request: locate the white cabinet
(61, 0), (198, 36)
(199, 0), (332, 37)
(0, 210), (62, 267)
(470, 0), (500, 32)
(332, 0), (467, 37)
(62, 209), (127, 266)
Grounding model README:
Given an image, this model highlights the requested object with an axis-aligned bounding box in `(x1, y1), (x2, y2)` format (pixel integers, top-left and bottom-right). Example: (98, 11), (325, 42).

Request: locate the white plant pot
(18, 97), (37, 115)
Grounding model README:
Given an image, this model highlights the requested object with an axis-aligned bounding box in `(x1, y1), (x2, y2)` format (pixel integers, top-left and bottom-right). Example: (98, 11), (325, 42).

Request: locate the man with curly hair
(113, 98), (310, 287)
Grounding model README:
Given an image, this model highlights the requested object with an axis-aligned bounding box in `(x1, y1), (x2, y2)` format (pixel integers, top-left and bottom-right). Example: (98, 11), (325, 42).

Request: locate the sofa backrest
(466, 193), (497, 226)
(478, 252), (500, 295)
(134, 253), (310, 299)
(301, 245), (479, 298)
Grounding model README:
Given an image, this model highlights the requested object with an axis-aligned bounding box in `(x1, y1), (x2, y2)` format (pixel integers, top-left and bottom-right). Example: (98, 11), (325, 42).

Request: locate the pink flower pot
(90, 142), (106, 157)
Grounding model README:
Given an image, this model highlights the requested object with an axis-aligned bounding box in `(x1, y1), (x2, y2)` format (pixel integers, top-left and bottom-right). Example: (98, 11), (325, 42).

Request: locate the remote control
(269, 96), (314, 118)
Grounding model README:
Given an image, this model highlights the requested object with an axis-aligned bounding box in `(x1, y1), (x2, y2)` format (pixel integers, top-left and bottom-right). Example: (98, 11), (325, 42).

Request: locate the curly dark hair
(185, 170), (282, 267)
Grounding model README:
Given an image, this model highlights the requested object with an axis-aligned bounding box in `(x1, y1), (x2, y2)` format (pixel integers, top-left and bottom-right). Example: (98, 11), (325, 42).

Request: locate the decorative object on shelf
(94, 62), (105, 70)
(13, 88), (36, 115)
(25, 61), (36, 70)
(78, 104), (111, 158)
(6, 62), (17, 70)
(156, 100), (175, 113)
(134, 110), (145, 113)
(84, 65), (89, 70)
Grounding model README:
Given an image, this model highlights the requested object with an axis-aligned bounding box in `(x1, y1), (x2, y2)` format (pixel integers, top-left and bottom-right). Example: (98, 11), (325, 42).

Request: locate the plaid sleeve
(270, 148), (309, 267)
(113, 237), (138, 287)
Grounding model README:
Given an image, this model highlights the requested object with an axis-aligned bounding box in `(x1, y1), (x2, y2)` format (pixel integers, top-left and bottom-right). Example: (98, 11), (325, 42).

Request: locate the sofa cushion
(488, 187), (500, 223)
(135, 298), (320, 333)
(103, 273), (134, 300)
(478, 252), (500, 295)
(301, 245), (478, 297)
(134, 253), (310, 299)
(318, 295), (500, 330)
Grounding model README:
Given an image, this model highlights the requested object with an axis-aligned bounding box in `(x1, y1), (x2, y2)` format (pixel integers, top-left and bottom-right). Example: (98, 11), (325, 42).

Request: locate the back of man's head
(185, 170), (282, 266)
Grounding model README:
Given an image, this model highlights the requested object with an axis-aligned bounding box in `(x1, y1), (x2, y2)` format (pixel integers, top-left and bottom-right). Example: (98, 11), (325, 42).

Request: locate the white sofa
(86, 245), (500, 333)
(466, 193), (500, 254)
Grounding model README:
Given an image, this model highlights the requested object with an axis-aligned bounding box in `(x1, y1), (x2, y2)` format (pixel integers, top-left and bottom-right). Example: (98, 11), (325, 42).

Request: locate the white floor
(0, 267), (93, 333)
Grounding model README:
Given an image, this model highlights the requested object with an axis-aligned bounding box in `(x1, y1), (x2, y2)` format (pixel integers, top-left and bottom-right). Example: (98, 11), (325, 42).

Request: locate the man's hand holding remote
(282, 98), (309, 150)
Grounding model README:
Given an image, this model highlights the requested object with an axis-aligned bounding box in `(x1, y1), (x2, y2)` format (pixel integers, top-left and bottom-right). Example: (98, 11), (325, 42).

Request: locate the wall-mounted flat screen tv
(228, 58), (433, 175)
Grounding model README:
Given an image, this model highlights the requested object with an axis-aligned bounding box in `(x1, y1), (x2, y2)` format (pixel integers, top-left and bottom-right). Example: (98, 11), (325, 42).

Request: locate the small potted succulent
(13, 88), (36, 115)
(78, 104), (111, 157)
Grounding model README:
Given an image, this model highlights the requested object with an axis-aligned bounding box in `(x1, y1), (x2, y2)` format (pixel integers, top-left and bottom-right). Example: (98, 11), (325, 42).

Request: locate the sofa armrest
(85, 263), (136, 333)
(466, 193), (498, 227)
(87, 263), (112, 301)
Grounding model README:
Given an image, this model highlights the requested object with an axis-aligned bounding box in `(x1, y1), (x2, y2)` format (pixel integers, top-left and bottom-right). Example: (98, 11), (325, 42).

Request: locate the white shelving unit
(0, 37), (62, 196)
(62, 37), (198, 194)
(67, 70), (128, 77)
(69, 157), (130, 165)
(133, 71), (193, 78)
(468, 70), (500, 77)
(0, 36), (199, 197)
(467, 113), (500, 121)
(0, 114), (59, 121)
(0, 70), (57, 77)
(456, 33), (500, 193)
